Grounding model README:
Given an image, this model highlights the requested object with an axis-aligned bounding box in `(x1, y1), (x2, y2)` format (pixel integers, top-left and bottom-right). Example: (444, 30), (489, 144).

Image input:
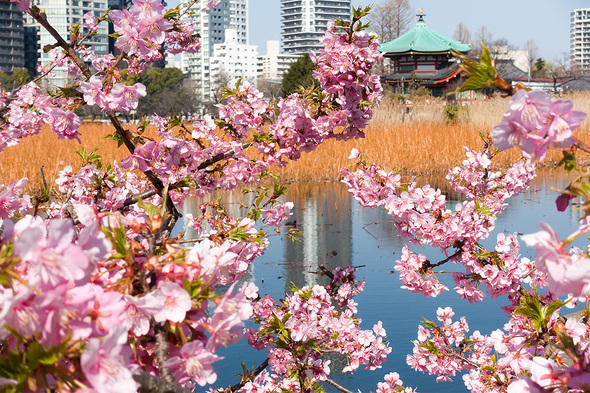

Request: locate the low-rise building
(211, 29), (258, 92)
(257, 40), (299, 81)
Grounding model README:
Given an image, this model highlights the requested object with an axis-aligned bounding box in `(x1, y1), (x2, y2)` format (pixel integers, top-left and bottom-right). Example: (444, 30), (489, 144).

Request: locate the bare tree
(452, 22), (471, 45)
(470, 25), (493, 56)
(523, 39), (539, 76)
(368, 0), (414, 44)
(211, 66), (232, 103)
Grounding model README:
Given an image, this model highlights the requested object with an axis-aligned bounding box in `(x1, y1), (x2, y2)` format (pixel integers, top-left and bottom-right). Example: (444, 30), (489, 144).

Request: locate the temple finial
(417, 9), (425, 23)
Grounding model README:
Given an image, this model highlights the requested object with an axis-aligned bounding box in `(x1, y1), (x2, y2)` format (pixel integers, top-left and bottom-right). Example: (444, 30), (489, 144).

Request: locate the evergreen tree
(281, 53), (316, 97)
(533, 58), (547, 77)
(124, 67), (198, 116)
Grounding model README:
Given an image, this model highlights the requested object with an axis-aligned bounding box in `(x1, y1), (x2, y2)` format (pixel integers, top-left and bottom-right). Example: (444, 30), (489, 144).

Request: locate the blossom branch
(27, 7), (92, 79)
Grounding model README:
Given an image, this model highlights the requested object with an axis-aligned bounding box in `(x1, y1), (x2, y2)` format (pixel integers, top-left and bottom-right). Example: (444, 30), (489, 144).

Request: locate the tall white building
(24, 0), (109, 89)
(181, 0), (249, 104)
(257, 40), (299, 81)
(281, 0), (350, 54)
(211, 29), (257, 88)
(571, 8), (590, 68)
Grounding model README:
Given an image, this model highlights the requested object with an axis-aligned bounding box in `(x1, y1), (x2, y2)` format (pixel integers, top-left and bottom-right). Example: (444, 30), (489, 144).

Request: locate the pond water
(179, 169), (583, 393)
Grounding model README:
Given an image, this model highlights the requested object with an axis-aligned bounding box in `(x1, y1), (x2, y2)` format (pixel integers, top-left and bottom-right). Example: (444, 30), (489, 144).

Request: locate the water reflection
(282, 183), (353, 290)
(182, 169), (584, 393)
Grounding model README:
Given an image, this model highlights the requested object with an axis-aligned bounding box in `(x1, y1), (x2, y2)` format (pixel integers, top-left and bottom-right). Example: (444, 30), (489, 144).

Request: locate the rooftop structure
(281, 0), (350, 55)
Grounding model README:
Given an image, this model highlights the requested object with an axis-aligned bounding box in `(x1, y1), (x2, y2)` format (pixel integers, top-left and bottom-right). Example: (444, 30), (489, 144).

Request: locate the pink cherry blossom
(110, 82), (147, 112)
(152, 281), (192, 323)
(164, 340), (221, 386)
(522, 222), (590, 296)
(80, 325), (137, 393)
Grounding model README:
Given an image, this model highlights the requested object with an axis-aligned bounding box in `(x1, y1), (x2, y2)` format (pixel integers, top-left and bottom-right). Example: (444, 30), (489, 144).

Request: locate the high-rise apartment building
(0, 2), (24, 73)
(571, 8), (590, 68)
(24, 0), (110, 89)
(180, 0), (249, 105)
(281, 0), (350, 54)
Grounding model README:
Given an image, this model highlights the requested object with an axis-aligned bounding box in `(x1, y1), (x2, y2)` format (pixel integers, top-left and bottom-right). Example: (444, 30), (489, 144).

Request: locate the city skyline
(249, 0), (590, 63)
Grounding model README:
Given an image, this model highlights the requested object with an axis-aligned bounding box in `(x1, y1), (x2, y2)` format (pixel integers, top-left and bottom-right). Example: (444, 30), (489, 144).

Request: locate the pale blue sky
(250, 0), (590, 63)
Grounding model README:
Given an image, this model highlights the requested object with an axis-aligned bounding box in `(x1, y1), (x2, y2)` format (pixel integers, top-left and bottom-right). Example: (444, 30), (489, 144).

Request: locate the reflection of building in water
(283, 183), (353, 290)
(181, 189), (255, 240)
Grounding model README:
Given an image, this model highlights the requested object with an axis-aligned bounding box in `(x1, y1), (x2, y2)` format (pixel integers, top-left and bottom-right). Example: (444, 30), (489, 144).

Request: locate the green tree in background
(125, 67), (199, 117)
(0, 68), (31, 92)
(281, 53), (316, 97)
(533, 58), (547, 77)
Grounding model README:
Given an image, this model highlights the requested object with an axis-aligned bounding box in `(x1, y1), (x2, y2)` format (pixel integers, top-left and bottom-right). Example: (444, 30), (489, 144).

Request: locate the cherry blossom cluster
(406, 303), (580, 393)
(110, 0), (173, 60)
(491, 89), (586, 160)
(244, 279), (393, 392)
(0, 204), (261, 390)
(341, 147), (537, 301)
(0, 82), (81, 152)
(338, 80), (590, 392)
(80, 75), (146, 112)
(0, 178), (31, 219)
(522, 221), (590, 297)
(0, 4), (398, 393)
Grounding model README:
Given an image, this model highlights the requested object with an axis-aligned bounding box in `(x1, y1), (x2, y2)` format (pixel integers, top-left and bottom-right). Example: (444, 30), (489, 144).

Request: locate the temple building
(378, 10), (470, 98)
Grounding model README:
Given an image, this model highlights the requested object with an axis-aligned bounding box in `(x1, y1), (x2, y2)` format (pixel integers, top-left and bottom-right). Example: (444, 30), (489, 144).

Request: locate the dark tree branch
(196, 142), (253, 171)
(153, 323), (174, 384)
(319, 264), (334, 280)
(325, 378), (355, 393)
(229, 358), (269, 392)
(28, 7), (92, 79)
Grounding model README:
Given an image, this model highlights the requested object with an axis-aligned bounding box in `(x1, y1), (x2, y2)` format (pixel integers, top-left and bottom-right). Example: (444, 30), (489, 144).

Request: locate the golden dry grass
(275, 93), (590, 182)
(0, 123), (122, 188)
(3, 92), (590, 191)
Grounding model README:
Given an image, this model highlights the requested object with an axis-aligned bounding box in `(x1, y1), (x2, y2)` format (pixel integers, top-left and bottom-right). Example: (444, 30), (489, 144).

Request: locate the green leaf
(27, 341), (65, 367)
(453, 43), (511, 94)
(558, 150), (578, 173)
(421, 318), (436, 328)
(513, 291), (563, 333)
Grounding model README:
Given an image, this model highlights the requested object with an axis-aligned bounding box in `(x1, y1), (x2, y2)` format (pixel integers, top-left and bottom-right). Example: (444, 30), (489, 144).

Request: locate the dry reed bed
(2, 93), (590, 190)
(275, 93), (590, 182)
(0, 123), (149, 188)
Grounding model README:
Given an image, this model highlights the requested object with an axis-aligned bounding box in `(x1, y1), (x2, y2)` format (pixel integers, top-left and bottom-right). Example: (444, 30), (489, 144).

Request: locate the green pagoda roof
(378, 11), (470, 55)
